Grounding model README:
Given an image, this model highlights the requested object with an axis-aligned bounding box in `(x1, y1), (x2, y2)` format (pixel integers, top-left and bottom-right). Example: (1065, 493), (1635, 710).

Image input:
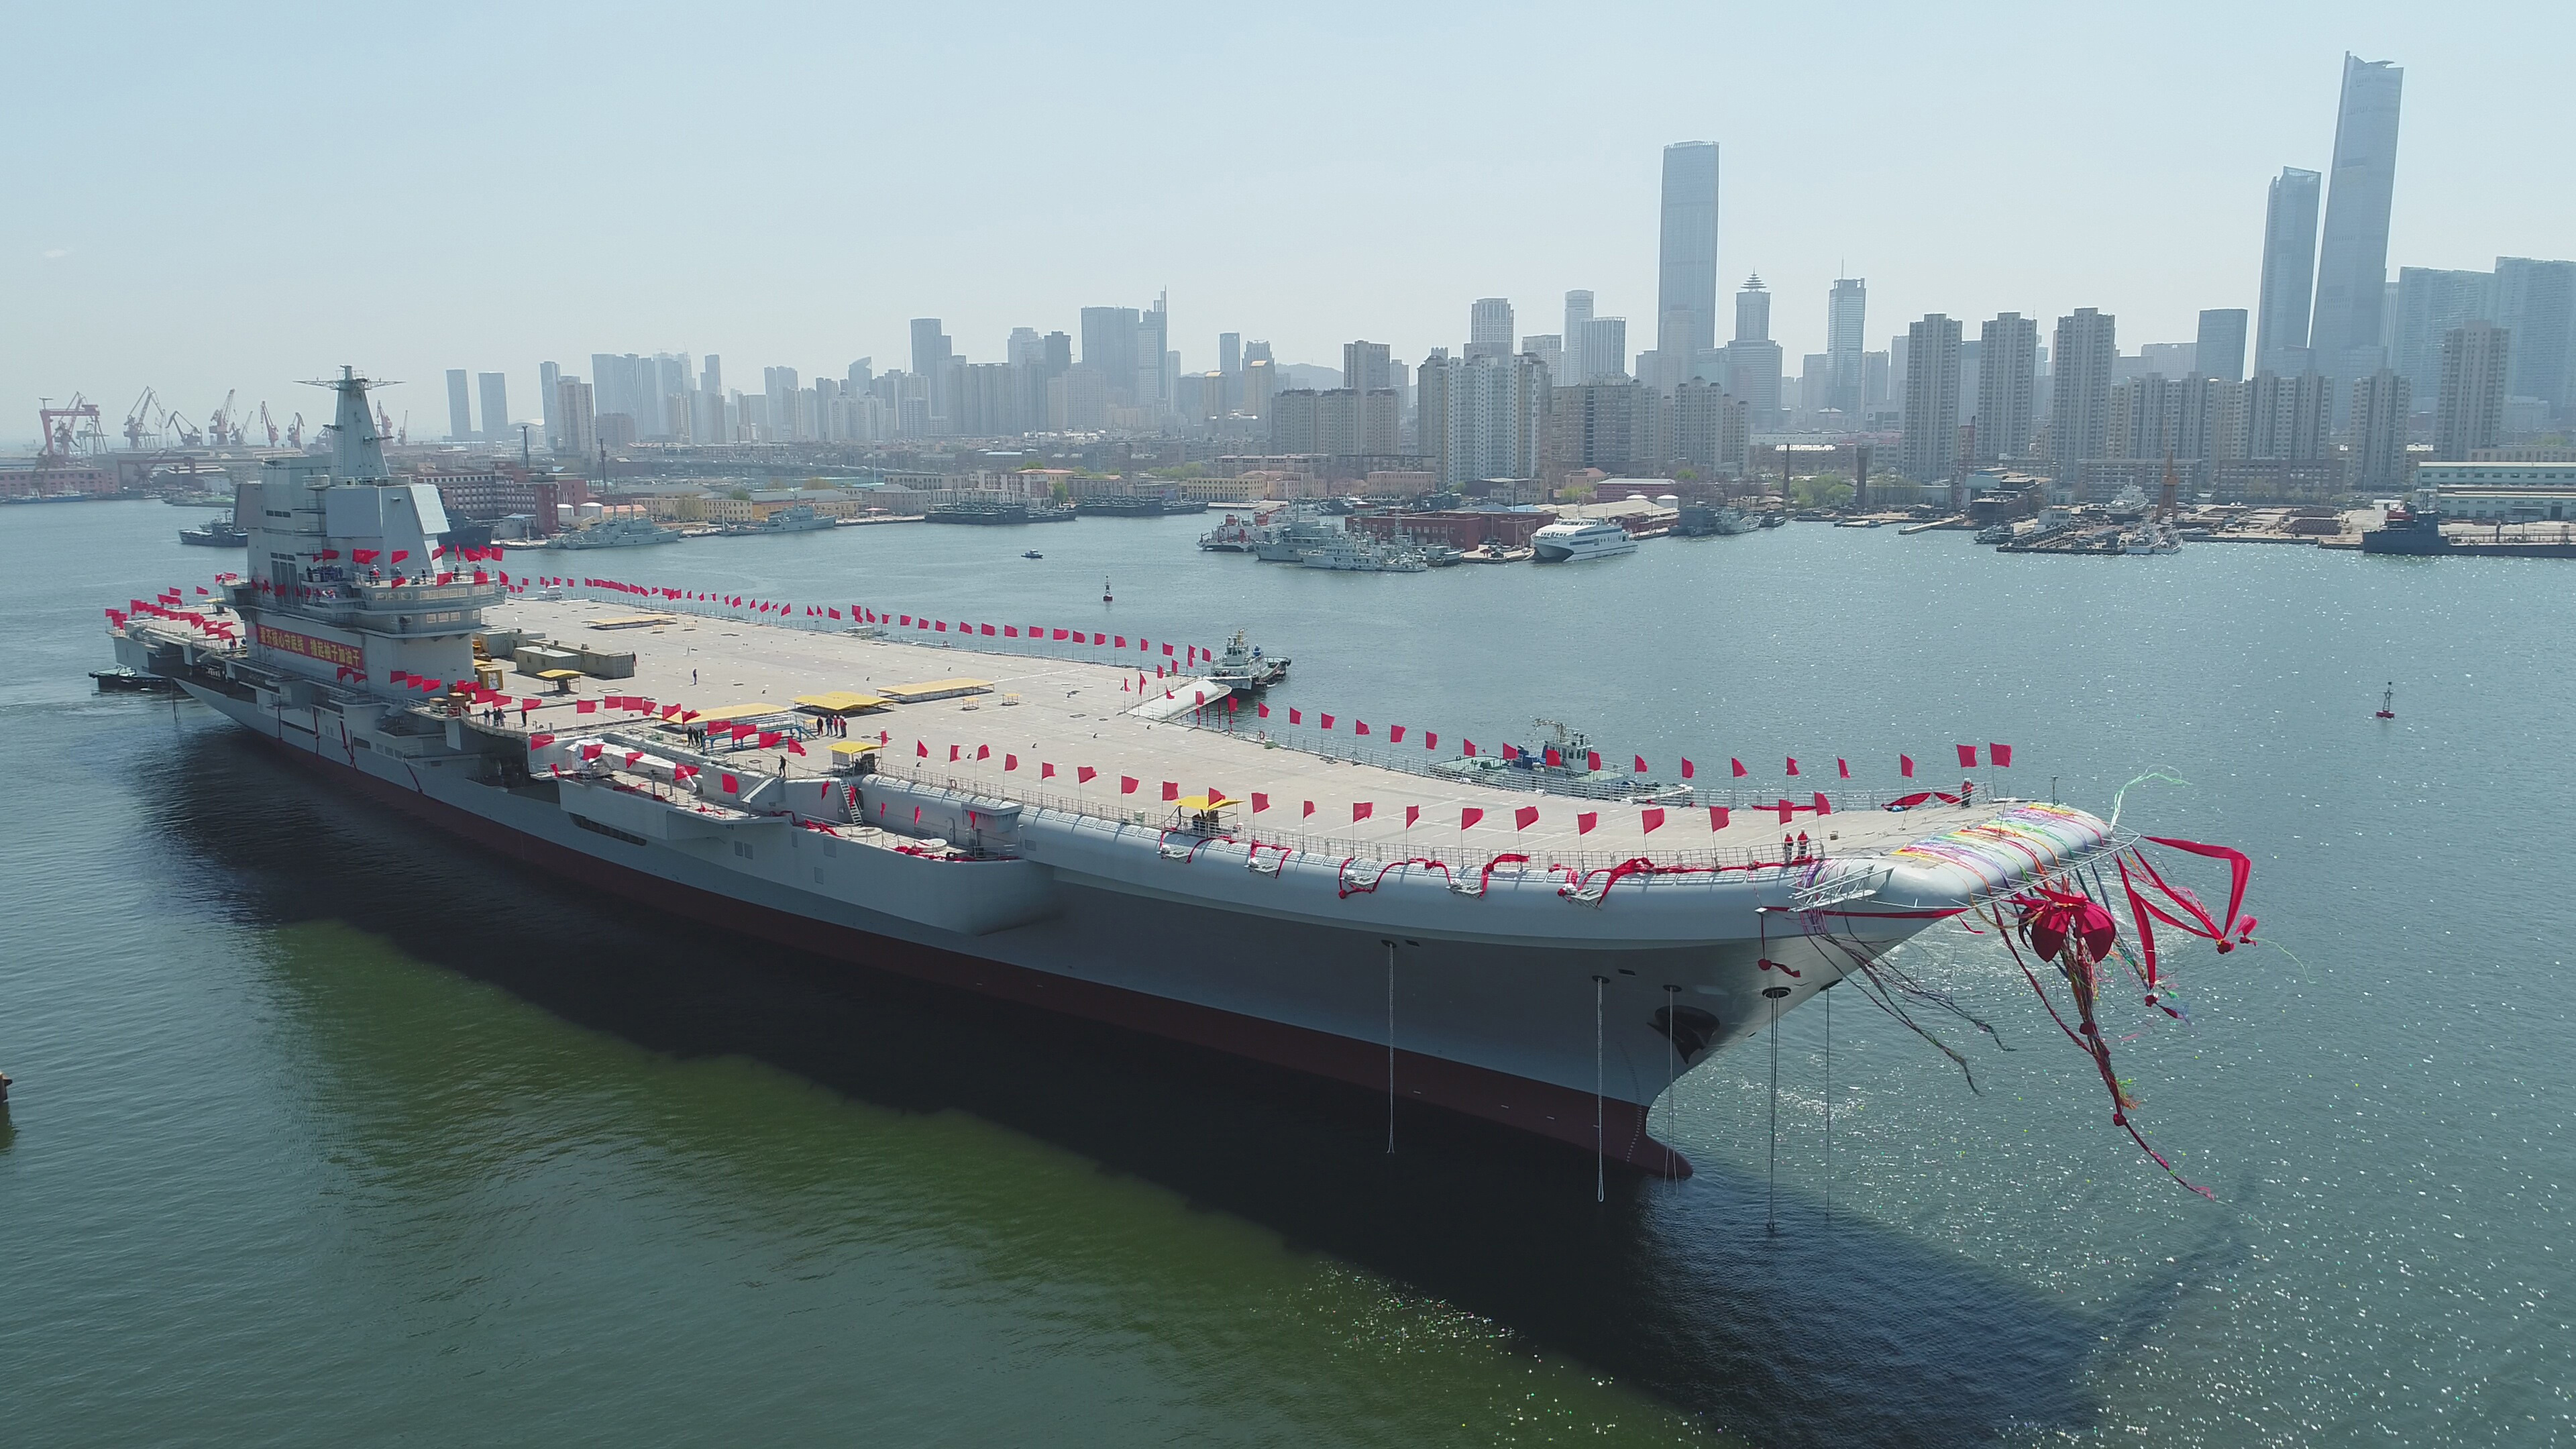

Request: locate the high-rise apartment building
(1344, 339), (1393, 394)
(2255, 168), (2322, 376)
(1719, 274), (1783, 426)
(1521, 335), (1564, 383)
(2309, 55), (2404, 386)
(1655, 141), (1721, 390)
(1826, 278), (1867, 413)
(1417, 353), (1550, 484)
(1218, 332), (1241, 377)
(1898, 315), (1963, 482)
(2049, 309), (2118, 490)
(1976, 313), (2039, 463)
(2493, 257), (2576, 408)
(1580, 317), (1627, 382)
(555, 376), (596, 462)
(2434, 320), (2510, 460)
(1240, 358), (1276, 421)
(445, 370), (473, 441)
(2249, 371), (2332, 460)
(1562, 292), (1595, 384)
(1670, 380), (1750, 476)
(477, 372), (509, 443)
(1466, 299), (1514, 362)
(2196, 309), (2249, 382)
(2349, 369), (2412, 490)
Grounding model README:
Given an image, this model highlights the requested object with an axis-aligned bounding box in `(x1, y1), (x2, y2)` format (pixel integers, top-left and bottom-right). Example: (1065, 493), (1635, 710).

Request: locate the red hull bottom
(261, 735), (1691, 1177)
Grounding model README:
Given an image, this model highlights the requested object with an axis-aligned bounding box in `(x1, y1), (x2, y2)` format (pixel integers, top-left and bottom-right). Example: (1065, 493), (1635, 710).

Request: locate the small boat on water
(1301, 536), (1429, 572)
(1974, 522), (2017, 544)
(1022, 550), (1043, 559)
(92, 666), (180, 694)
(180, 514), (248, 547)
(1205, 629), (1290, 690)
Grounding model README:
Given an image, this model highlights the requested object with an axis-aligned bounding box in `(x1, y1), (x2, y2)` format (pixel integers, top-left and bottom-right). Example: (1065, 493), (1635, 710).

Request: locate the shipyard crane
(123, 388), (159, 449)
(38, 395), (105, 460)
(376, 402), (394, 445)
(258, 400), (278, 447)
(207, 390), (239, 446)
(168, 411), (203, 447)
(286, 412), (304, 447)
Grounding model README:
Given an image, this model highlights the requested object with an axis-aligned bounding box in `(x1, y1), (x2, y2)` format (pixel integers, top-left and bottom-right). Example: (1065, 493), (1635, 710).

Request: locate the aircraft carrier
(106, 369), (2118, 1175)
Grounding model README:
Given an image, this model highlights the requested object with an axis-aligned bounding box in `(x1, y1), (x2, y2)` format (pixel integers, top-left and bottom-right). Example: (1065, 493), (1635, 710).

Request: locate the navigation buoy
(1103, 577), (1113, 604)
(2375, 682), (2396, 720)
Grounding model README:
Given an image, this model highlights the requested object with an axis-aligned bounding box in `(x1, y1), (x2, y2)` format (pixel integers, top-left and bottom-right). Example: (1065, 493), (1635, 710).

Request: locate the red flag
(1162, 643), (1175, 655)
(828, 608), (841, 619)
(1461, 807), (1484, 829)
(1544, 747), (1562, 767)
(1777, 799), (1794, 823)
(1120, 776), (1138, 794)
(1837, 758), (1849, 778)
(390, 549), (409, 562)
(1786, 757), (1800, 775)
(1709, 806), (1731, 830)
(950, 745), (961, 761)
(1162, 781), (1178, 801)
(1303, 800), (1316, 818)
(1321, 714), (1335, 729)
(1576, 812), (1598, 835)
(580, 743), (602, 761)
(1956, 744), (1980, 767)
(1814, 792), (1832, 814)
(1463, 740), (1477, 757)
(576, 700), (597, 714)
(1352, 802), (1373, 821)
(1731, 758), (1747, 777)
(1004, 626), (1018, 637)
(975, 745), (990, 760)
(1356, 721), (1370, 736)
(981, 624), (996, 636)
(1901, 754), (1915, 777)
(1989, 743), (2014, 767)
(1514, 806), (1539, 830)
(1633, 755), (1647, 773)
(916, 740), (929, 757)
(934, 620), (947, 631)
(1041, 762), (1055, 778)
(1389, 724), (1405, 743)
(1585, 750), (1601, 771)
(1681, 757), (1695, 779)
(1078, 767), (1097, 784)
(1091, 633), (1105, 645)
(1642, 808), (1665, 833)
(1004, 754), (1018, 771)
(529, 732), (555, 749)
(721, 773), (739, 793)
(1252, 792), (1270, 812)
(1257, 703), (1269, 718)
(1289, 708), (1302, 724)
(1404, 805), (1419, 827)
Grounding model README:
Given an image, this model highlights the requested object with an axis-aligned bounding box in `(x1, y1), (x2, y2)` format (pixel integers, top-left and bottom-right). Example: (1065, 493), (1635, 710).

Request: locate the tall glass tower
(2309, 55), (2404, 385)
(1655, 142), (1720, 384)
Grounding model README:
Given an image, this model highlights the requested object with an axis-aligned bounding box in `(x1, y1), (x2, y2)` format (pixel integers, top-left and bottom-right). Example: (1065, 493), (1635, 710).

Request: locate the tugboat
(179, 512), (249, 547)
(1205, 629), (1290, 690)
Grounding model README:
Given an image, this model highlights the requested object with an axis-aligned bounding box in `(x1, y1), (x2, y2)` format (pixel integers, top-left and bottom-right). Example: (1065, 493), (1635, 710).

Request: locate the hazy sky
(7, 1), (2568, 444)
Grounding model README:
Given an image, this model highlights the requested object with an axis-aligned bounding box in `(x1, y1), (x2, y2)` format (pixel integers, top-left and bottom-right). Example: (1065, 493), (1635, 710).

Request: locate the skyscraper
(2049, 309), (2118, 492)
(1218, 332), (1241, 377)
(1521, 335), (1564, 383)
(909, 319), (953, 427)
(1580, 317), (1627, 382)
(2493, 257), (2576, 408)
(1722, 275), (1783, 426)
(1898, 315), (1964, 483)
(2349, 369), (2412, 490)
(2196, 309), (2249, 382)
(445, 370), (473, 441)
(477, 372), (509, 443)
(2433, 320), (2510, 460)
(2255, 168), (2323, 376)
(1976, 313), (2040, 462)
(2392, 268), (2496, 399)
(1655, 141), (1720, 389)
(2309, 55), (2404, 386)
(1826, 278), (1867, 414)
(538, 361), (561, 450)
(1138, 293), (1171, 409)
(1562, 291), (1595, 383)
(1462, 299), (1512, 362)
(1418, 353), (1549, 484)
(556, 376), (596, 462)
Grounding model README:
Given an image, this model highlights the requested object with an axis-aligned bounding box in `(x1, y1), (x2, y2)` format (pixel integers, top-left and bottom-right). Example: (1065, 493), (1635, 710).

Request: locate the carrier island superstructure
(109, 370), (2117, 1174)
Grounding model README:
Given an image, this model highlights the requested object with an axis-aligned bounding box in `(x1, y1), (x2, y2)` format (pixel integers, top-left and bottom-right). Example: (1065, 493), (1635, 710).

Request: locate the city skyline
(7, 3), (2569, 439)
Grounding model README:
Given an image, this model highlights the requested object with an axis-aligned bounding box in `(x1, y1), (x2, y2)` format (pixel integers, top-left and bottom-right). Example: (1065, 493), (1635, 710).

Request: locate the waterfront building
(1898, 314), (1963, 483)
(2434, 320), (2511, 461)
(1976, 313), (2039, 462)
(1419, 354), (1550, 485)
(2049, 308), (2117, 493)
(1656, 141), (1721, 390)
(1670, 380), (1750, 478)
(2414, 460), (2576, 518)
(2350, 369), (2412, 491)
(2256, 167), (2323, 376)
(2309, 55), (2405, 390)
(445, 370), (473, 441)
(1466, 301), (1513, 363)
(2493, 257), (2576, 409)
(2197, 309), (2249, 383)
